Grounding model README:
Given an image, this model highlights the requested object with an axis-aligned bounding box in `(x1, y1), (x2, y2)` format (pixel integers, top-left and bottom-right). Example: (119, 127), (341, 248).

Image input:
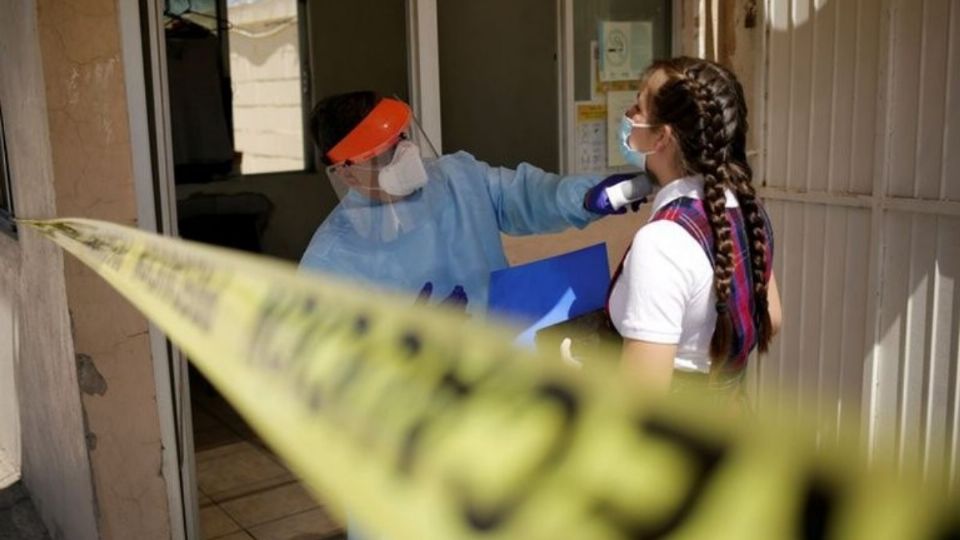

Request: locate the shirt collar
(650, 175), (705, 214)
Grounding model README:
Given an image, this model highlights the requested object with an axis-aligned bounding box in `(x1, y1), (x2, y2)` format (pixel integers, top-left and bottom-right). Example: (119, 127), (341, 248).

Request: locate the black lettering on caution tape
(594, 417), (727, 539)
(453, 381), (581, 532)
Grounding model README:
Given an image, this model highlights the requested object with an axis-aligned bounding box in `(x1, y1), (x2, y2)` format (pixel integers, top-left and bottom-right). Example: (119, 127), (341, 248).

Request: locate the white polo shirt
(608, 175), (740, 374)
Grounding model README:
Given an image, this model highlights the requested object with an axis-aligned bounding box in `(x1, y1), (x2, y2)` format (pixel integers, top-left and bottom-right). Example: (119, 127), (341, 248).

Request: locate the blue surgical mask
(619, 115), (657, 170)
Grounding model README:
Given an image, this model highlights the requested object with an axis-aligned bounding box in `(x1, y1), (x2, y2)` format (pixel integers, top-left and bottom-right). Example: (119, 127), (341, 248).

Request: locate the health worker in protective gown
(300, 91), (654, 314)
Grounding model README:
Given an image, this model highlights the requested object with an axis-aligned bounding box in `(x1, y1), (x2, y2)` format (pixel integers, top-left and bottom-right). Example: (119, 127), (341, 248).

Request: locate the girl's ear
(655, 124), (674, 153)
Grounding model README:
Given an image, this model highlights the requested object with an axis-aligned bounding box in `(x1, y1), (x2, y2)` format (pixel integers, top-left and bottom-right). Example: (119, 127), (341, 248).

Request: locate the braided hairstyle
(642, 57), (773, 369)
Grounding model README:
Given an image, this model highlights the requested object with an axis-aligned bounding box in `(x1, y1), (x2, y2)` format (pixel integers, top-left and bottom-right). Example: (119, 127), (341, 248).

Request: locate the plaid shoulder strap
(651, 198), (715, 258)
(607, 197), (775, 372)
(604, 198), (714, 324)
(649, 197), (769, 372)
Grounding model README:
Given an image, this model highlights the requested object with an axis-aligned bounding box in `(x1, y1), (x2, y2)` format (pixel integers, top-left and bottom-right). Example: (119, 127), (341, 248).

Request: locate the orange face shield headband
(325, 98), (412, 166)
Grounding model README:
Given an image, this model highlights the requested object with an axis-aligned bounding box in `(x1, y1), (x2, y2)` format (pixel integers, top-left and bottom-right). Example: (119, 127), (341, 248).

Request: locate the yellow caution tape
(23, 218), (957, 539)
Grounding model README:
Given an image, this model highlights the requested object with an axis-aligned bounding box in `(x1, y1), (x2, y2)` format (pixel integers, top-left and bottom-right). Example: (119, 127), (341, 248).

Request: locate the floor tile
(199, 505), (241, 539)
(196, 441), (252, 464)
(205, 472), (297, 504)
(220, 482), (320, 528)
(195, 425), (244, 453)
(248, 508), (340, 540)
(198, 442), (291, 498)
(210, 532), (255, 540)
(191, 384), (342, 538)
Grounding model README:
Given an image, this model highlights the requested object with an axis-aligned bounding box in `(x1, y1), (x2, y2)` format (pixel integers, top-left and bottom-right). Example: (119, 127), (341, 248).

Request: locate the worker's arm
(481, 158), (605, 235)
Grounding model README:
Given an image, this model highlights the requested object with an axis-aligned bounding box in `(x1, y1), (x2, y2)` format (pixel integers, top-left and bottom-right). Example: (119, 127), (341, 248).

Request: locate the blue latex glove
(440, 285), (468, 307)
(416, 282), (435, 303)
(416, 282), (469, 311)
(583, 173), (649, 215)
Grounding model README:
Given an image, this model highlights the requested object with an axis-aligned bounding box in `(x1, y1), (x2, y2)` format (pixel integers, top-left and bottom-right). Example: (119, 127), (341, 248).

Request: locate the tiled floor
(192, 374), (345, 540)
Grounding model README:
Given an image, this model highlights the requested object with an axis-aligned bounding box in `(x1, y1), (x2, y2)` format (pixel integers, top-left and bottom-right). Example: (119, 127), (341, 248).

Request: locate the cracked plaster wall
(34, 0), (172, 538)
(0, 0), (174, 538)
(0, 0), (100, 538)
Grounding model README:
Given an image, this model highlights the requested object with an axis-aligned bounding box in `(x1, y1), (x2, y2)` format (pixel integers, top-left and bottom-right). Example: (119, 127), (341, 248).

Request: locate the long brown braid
(642, 57), (773, 368)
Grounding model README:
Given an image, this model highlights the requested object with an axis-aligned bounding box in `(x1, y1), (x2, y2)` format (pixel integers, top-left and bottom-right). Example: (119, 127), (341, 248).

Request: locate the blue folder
(488, 243), (610, 346)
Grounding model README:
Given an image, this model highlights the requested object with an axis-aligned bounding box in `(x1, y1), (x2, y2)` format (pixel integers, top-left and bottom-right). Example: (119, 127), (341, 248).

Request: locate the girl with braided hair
(607, 57), (782, 397)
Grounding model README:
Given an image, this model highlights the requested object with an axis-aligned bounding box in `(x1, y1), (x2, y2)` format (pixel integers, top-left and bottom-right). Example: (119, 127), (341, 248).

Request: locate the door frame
(126, 1), (447, 538)
(120, 0), (202, 537)
(406, 0), (443, 152)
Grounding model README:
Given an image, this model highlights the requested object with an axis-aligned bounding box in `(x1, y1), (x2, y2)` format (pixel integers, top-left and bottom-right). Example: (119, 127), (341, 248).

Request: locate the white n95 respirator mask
(378, 140), (429, 197)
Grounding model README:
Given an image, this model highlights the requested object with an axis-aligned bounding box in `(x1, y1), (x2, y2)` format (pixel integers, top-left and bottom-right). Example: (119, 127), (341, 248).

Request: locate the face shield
(318, 98), (441, 244)
(324, 98), (438, 200)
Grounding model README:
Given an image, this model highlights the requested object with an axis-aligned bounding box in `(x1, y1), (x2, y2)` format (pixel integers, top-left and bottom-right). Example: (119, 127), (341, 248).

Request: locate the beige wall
(0, 0), (100, 537)
(34, 0), (172, 538)
(0, 0), (173, 538)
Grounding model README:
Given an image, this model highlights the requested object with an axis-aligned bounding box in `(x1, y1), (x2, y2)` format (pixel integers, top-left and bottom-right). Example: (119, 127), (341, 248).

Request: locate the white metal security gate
(756, 0), (960, 486)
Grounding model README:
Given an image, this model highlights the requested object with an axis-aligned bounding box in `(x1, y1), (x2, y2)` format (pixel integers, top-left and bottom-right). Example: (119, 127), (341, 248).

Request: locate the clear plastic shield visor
(325, 117), (439, 201)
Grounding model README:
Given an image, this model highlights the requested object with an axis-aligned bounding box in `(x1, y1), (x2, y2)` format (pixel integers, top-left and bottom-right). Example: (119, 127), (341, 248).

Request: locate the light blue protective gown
(299, 151), (603, 314)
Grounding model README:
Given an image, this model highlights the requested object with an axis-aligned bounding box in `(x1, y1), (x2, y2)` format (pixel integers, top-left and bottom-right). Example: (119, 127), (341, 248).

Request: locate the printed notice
(599, 21), (654, 83)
